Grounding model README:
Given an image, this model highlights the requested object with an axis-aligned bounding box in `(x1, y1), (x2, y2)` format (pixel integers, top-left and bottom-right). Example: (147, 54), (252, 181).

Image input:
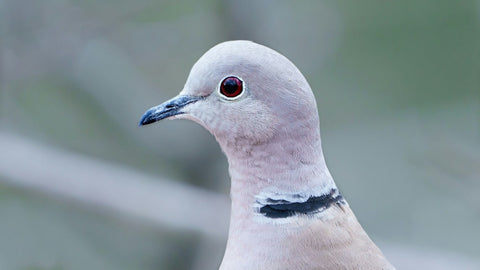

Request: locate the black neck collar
(257, 189), (345, 218)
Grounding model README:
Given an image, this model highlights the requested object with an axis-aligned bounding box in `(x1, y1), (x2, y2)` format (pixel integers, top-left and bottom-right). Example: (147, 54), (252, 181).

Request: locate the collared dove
(140, 40), (395, 270)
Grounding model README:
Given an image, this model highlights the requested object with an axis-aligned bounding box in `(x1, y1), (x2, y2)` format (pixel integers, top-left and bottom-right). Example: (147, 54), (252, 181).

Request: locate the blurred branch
(0, 130), (229, 237)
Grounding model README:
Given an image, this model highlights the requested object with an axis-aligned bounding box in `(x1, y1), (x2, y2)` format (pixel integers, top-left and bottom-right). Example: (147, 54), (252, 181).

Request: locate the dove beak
(139, 95), (202, 126)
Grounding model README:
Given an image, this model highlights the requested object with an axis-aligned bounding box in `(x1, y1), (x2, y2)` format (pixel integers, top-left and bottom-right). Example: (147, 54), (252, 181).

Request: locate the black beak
(139, 95), (202, 126)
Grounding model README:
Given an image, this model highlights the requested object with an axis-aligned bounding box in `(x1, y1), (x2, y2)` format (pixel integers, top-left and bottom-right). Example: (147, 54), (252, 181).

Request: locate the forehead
(182, 41), (289, 96)
(182, 50), (257, 95)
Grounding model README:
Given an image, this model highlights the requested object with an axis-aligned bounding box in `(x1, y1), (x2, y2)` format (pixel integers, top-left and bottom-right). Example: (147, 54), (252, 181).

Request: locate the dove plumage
(140, 40), (394, 270)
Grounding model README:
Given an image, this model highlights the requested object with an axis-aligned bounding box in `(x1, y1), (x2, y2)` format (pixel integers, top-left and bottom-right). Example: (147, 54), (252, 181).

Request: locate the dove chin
(139, 95), (202, 126)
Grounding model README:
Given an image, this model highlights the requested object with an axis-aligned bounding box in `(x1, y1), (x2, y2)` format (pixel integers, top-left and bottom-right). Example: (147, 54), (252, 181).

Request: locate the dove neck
(225, 134), (338, 214)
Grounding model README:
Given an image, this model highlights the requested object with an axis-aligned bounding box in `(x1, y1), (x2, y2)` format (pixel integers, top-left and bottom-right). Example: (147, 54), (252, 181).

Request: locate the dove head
(140, 40), (333, 196)
(140, 41), (323, 164)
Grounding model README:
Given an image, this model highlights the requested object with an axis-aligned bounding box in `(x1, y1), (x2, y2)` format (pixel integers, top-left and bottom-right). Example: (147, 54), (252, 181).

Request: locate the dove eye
(219, 76), (244, 99)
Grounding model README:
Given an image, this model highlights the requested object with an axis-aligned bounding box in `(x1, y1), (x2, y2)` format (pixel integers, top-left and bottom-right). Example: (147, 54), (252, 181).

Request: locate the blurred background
(1, 0), (479, 269)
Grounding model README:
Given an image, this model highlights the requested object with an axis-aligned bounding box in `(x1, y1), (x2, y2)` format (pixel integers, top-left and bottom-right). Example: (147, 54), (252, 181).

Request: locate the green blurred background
(1, 0), (479, 269)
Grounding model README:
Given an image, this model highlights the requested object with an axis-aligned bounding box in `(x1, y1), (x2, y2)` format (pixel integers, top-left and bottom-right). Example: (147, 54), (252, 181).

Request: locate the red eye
(220, 76), (243, 98)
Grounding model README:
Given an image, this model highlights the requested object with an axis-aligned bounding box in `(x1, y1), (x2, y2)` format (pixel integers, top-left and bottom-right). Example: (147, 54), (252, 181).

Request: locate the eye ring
(218, 76), (245, 100)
